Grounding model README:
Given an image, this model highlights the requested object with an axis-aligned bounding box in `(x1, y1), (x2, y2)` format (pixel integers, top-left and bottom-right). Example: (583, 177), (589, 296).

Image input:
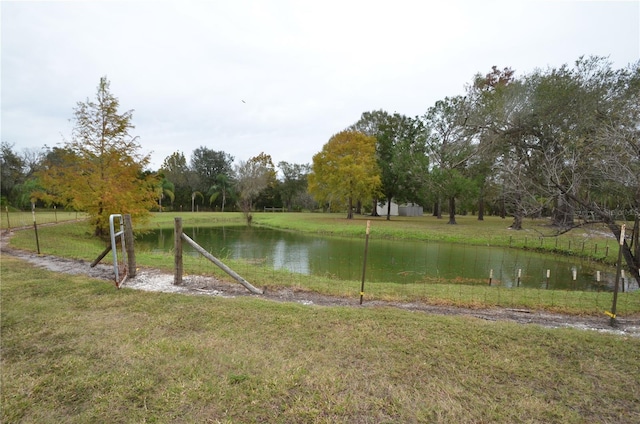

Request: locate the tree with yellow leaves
(308, 130), (381, 219)
(36, 77), (158, 237)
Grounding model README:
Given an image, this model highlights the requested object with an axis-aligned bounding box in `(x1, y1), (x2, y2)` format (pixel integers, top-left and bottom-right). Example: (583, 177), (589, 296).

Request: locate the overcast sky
(2, 0), (639, 171)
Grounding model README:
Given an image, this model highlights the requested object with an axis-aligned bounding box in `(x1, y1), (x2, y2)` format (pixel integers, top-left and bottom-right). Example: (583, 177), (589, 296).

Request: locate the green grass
(6, 212), (640, 315)
(2, 256), (639, 423)
(0, 209), (87, 230)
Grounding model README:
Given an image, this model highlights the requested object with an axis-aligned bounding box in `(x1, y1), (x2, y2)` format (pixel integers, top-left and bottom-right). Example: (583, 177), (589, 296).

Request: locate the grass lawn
(2, 256), (639, 423)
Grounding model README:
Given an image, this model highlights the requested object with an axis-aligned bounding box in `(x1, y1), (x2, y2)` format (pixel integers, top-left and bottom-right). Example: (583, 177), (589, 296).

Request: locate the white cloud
(2, 0), (638, 170)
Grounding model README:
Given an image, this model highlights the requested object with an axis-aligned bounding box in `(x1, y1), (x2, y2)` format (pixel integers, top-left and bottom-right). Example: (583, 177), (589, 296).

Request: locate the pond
(136, 226), (628, 292)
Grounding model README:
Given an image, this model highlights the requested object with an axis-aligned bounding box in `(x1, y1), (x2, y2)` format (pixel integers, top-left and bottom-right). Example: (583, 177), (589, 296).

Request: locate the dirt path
(2, 229), (639, 338)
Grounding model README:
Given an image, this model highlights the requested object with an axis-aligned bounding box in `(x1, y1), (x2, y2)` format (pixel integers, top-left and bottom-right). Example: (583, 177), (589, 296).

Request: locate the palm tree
(156, 178), (175, 211)
(191, 191), (203, 212)
(208, 174), (234, 212)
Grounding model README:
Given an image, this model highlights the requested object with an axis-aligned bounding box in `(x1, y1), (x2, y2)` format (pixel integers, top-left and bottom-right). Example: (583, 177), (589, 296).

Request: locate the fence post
(123, 214), (136, 278)
(31, 203), (40, 255)
(360, 220), (371, 305)
(609, 224), (625, 327)
(174, 217), (183, 285)
(545, 269), (550, 289)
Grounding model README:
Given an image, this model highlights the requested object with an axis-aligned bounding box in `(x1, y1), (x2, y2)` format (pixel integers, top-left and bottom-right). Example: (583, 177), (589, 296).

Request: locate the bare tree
(234, 156), (272, 225)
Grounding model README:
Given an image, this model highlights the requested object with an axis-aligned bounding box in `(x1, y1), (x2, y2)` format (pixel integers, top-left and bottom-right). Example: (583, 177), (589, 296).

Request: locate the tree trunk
(552, 193), (575, 228)
(478, 193), (485, 221)
(370, 199), (380, 217)
(447, 196), (457, 225)
(510, 215), (523, 230)
(355, 199), (362, 215)
(634, 215), (640, 275)
(95, 204), (104, 237)
(386, 196), (392, 221)
(346, 197), (353, 219)
(434, 199), (442, 219)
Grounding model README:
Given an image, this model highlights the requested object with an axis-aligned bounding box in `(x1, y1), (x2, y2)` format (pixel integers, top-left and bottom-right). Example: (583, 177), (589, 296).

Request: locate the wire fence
(165, 226), (639, 316)
(1, 208), (84, 230)
(4, 211), (639, 317)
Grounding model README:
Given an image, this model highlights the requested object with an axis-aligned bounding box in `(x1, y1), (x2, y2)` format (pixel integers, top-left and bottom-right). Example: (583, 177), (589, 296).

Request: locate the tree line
(307, 56), (639, 283)
(1, 57), (638, 282)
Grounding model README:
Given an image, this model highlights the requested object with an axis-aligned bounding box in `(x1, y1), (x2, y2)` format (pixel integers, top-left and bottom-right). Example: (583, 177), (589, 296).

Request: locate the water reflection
(136, 226), (626, 292)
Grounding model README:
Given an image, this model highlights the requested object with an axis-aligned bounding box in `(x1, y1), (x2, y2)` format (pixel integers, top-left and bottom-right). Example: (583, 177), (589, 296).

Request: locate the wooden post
(360, 220), (371, 305)
(32, 203), (40, 255)
(174, 217), (183, 285)
(488, 269), (493, 286)
(545, 269), (550, 289)
(517, 269), (521, 287)
(5, 207), (10, 231)
(123, 214), (136, 278)
(610, 224), (625, 327)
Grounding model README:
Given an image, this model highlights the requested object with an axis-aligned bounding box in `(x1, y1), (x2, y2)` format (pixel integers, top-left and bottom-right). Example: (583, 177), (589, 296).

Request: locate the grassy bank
(2, 256), (639, 423)
(5, 212), (640, 315)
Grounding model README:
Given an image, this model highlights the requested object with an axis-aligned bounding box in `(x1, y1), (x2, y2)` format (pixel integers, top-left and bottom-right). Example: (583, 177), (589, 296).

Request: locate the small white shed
(377, 200), (399, 216)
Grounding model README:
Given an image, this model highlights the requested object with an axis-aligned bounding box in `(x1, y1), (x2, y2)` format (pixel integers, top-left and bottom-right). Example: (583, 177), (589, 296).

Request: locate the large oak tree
(477, 57), (640, 283)
(423, 96), (479, 224)
(308, 130), (381, 219)
(350, 110), (428, 220)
